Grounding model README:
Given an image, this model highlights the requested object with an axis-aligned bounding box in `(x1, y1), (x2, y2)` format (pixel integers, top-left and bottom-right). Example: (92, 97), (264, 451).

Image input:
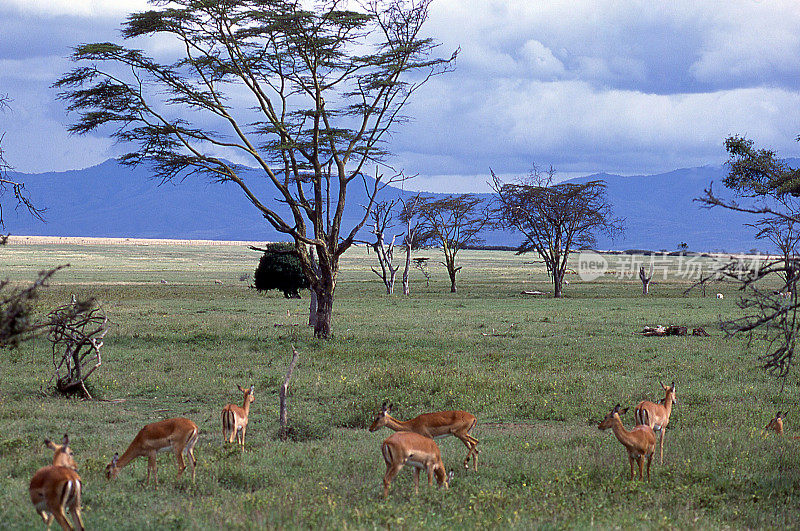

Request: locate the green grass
(1, 242), (798, 529)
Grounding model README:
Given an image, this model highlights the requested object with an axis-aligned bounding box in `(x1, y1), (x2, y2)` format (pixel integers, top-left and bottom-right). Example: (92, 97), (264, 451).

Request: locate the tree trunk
(553, 270), (563, 298)
(402, 243), (411, 296)
(313, 286), (334, 339)
(449, 269), (457, 293)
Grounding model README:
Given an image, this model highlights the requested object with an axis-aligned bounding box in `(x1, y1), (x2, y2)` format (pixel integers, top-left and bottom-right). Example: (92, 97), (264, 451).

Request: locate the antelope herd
(27, 377), (798, 528)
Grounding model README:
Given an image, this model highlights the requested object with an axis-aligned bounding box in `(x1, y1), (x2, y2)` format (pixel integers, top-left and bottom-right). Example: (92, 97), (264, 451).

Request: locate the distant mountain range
(0, 158), (784, 252)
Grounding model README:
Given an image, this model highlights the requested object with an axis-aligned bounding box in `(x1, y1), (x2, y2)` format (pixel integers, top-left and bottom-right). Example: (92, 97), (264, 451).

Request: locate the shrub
(254, 242), (310, 298)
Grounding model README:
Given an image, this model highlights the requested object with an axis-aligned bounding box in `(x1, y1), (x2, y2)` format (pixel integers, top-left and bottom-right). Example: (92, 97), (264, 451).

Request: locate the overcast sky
(1, 0), (800, 192)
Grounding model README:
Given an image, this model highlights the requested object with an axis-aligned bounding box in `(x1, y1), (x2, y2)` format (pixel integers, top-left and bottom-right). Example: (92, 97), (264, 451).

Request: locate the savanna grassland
(1, 239), (799, 529)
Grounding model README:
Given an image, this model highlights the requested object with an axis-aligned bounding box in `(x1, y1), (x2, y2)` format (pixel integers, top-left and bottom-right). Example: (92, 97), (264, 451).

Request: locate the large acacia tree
(55, 0), (454, 338)
(492, 166), (622, 298)
(700, 135), (800, 379)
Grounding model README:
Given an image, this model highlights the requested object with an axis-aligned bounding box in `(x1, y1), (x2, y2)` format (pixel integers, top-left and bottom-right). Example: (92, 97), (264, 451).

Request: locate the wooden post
(279, 345), (300, 440)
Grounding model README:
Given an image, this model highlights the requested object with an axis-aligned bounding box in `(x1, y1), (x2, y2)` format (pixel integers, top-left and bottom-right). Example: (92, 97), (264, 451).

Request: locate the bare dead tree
(639, 264), (653, 295)
(279, 345), (301, 440)
(399, 194), (426, 295)
(46, 299), (109, 399)
(367, 200), (402, 294)
(413, 257), (431, 287)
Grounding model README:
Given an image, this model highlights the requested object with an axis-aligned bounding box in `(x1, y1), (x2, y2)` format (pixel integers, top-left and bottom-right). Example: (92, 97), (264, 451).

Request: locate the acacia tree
(491, 166), (622, 298)
(55, 0), (454, 338)
(699, 135), (800, 379)
(417, 194), (489, 293)
(0, 94), (42, 230)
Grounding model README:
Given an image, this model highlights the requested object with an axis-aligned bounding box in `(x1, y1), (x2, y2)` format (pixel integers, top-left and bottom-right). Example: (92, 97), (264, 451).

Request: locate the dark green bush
(254, 242), (310, 298)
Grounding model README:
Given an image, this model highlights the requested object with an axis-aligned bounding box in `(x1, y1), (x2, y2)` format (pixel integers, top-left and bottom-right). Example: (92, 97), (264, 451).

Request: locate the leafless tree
(639, 264), (653, 295)
(46, 299), (109, 399)
(398, 193), (426, 295)
(417, 195), (490, 293)
(367, 200), (403, 294)
(492, 166), (623, 298)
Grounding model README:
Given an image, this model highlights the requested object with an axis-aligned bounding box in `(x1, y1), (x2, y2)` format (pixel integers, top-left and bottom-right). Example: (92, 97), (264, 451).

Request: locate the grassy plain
(1, 240), (798, 529)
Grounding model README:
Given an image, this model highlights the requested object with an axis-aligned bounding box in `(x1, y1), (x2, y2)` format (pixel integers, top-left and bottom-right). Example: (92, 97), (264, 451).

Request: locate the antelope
(222, 384), (255, 449)
(381, 431), (449, 497)
(765, 411), (800, 438)
(105, 418), (198, 487)
(598, 404), (656, 481)
(28, 433), (85, 531)
(634, 381), (677, 464)
(369, 402), (479, 470)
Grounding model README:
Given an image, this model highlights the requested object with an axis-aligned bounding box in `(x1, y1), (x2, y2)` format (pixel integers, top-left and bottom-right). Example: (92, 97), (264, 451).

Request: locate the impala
(765, 411), (800, 438)
(381, 431), (449, 497)
(634, 381), (677, 464)
(105, 418), (198, 487)
(369, 402), (479, 470)
(222, 384), (255, 449)
(29, 433), (85, 531)
(598, 404), (656, 481)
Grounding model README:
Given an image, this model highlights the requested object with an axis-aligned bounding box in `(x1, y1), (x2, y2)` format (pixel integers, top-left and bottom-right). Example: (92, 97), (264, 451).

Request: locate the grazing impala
(765, 411), (800, 438)
(369, 402), (479, 470)
(634, 381), (677, 464)
(105, 418), (198, 487)
(29, 434), (85, 531)
(222, 384), (255, 449)
(598, 404), (656, 481)
(381, 431), (449, 497)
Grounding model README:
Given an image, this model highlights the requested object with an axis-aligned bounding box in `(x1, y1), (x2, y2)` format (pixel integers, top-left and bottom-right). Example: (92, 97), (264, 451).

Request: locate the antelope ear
(388, 403), (394, 412)
(62, 433), (70, 447)
(671, 381), (676, 390)
(44, 439), (57, 450)
(660, 381), (667, 390)
(381, 400), (388, 411)
(111, 453), (119, 466)
(237, 384), (245, 393)
(620, 407), (629, 415)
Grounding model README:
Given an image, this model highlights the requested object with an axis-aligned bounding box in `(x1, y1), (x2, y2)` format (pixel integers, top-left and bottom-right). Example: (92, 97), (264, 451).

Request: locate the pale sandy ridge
(6, 235), (266, 246)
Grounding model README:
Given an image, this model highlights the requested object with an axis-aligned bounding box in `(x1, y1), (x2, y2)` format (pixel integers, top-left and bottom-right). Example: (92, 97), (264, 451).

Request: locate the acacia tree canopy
(54, 0), (454, 338)
(492, 166), (622, 298)
(416, 194), (490, 293)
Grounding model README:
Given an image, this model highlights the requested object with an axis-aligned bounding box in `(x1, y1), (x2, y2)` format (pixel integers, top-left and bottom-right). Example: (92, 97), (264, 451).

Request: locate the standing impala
(381, 431), (449, 497)
(105, 418), (198, 487)
(634, 381), (677, 464)
(29, 433), (85, 531)
(369, 402), (479, 470)
(222, 384), (255, 450)
(598, 404), (656, 481)
(765, 411), (800, 438)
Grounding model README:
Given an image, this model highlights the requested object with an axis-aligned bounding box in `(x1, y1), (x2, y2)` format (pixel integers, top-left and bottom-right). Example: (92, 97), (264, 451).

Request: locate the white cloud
(3, 0), (148, 17)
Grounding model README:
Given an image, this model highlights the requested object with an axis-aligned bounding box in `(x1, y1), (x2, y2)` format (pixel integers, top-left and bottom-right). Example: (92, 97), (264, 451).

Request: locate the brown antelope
(765, 411), (800, 438)
(105, 418), (198, 487)
(598, 404), (656, 481)
(634, 381), (677, 464)
(381, 431), (449, 497)
(222, 384), (255, 449)
(369, 402), (479, 470)
(29, 434), (85, 531)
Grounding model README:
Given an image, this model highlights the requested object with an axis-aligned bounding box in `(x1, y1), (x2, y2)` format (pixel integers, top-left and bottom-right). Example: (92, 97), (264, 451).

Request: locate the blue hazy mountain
(1, 158), (777, 252)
